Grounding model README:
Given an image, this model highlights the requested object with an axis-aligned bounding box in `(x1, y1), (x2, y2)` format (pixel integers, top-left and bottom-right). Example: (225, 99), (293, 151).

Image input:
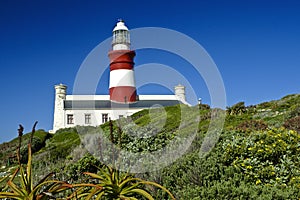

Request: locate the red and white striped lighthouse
(108, 20), (137, 103)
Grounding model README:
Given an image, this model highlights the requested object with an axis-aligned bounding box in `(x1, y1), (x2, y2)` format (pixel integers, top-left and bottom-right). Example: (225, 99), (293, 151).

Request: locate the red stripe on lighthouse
(108, 50), (135, 71)
(109, 86), (137, 103)
(109, 50), (137, 103)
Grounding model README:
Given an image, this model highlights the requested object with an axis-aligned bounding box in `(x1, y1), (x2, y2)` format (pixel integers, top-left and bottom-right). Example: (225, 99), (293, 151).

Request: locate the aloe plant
(0, 173), (10, 192)
(0, 122), (71, 200)
(69, 165), (176, 200)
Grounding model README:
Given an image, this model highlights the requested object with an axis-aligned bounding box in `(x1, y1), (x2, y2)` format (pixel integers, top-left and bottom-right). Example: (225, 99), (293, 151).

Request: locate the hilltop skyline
(1, 0), (300, 143)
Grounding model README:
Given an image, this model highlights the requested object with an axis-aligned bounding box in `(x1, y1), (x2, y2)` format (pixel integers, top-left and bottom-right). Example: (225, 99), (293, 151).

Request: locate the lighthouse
(108, 20), (137, 103)
(50, 20), (190, 133)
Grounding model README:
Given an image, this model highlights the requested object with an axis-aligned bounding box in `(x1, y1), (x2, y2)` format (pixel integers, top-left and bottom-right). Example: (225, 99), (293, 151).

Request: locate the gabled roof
(64, 100), (181, 110)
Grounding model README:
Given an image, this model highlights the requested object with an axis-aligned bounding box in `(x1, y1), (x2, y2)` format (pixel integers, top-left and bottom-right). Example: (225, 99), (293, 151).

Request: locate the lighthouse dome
(113, 20), (129, 32)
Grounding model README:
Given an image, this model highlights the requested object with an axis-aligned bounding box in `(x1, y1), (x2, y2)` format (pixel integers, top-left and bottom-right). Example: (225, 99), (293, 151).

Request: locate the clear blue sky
(1, 0), (300, 143)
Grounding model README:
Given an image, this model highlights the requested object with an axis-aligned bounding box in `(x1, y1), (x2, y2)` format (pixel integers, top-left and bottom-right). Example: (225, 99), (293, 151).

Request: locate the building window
(85, 114), (91, 124)
(102, 113), (108, 123)
(119, 115), (124, 118)
(67, 114), (74, 124)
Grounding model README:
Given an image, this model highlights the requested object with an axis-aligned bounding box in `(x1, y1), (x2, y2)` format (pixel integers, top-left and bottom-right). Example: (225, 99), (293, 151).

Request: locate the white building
(50, 20), (188, 133)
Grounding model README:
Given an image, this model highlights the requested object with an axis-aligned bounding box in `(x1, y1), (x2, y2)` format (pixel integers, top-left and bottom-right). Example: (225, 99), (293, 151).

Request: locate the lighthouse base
(109, 86), (137, 103)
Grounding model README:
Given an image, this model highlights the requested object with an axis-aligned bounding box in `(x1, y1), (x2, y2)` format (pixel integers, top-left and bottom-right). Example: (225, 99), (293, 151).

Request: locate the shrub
(227, 102), (246, 115)
(236, 120), (268, 132)
(222, 128), (300, 187)
(66, 153), (102, 181)
(283, 116), (300, 133)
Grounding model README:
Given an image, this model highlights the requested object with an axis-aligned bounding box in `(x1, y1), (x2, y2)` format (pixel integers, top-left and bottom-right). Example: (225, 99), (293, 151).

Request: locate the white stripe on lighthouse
(109, 69), (136, 88)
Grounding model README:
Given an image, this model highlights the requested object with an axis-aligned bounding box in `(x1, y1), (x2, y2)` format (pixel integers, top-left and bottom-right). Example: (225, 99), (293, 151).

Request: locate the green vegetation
(223, 128), (300, 186)
(68, 165), (175, 200)
(1, 94), (300, 199)
(0, 122), (70, 200)
(0, 129), (51, 167)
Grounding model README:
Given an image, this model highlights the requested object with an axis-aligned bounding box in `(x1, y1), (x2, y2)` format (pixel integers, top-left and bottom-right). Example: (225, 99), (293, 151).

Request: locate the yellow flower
(256, 180), (261, 185)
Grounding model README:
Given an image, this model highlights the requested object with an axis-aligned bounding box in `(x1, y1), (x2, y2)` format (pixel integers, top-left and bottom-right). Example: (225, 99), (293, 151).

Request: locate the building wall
(138, 95), (178, 100)
(51, 93), (187, 133)
(51, 84), (67, 133)
(66, 95), (110, 101)
(63, 108), (143, 128)
(50, 94), (145, 133)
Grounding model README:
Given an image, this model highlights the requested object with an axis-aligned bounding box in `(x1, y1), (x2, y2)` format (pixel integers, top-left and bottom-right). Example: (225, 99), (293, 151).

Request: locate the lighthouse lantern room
(112, 19), (130, 50)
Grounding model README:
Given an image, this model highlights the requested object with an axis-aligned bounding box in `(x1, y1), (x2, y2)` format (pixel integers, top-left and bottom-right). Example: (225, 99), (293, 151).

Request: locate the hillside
(1, 94), (300, 199)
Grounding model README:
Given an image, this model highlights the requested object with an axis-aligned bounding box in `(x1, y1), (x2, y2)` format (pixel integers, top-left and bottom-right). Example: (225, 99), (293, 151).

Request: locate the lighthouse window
(67, 114), (74, 124)
(85, 114), (91, 124)
(102, 113), (108, 123)
(115, 30), (128, 44)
